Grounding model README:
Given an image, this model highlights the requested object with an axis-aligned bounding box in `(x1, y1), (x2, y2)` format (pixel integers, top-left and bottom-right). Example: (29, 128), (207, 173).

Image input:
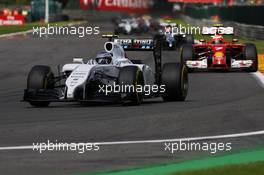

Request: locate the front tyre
(181, 44), (194, 72)
(118, 66), (144, 105)
(244, 43), (258, 72)
(27, 65), (55, 107)
(162, 63), (188, 101)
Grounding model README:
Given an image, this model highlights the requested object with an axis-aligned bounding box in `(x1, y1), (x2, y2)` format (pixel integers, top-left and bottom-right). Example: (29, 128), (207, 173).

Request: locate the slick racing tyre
(118, 66), (144, 105)
(244, 43), (258, 72)
(181, 44), (194, 72)
(162, 63), (188, 101)
(27, 65), (55, 107)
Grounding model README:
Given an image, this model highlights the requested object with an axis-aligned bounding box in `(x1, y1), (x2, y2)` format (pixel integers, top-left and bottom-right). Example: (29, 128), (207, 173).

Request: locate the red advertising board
(80, 0), (153, 13)
(167, 0), (223, 3)
(0, 14), (25, 26)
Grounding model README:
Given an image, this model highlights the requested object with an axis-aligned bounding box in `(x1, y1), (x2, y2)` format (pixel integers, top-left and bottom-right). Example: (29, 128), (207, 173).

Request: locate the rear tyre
(27, 65), (55, 107)
(181, 44), (194, 72)
(162, 63), (188, 101)
(118, 66), (144, 105)
(244, 43), (258, 72)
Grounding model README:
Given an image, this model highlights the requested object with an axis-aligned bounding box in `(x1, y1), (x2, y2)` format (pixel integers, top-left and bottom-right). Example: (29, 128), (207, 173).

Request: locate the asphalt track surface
(0, 22), (264, 175)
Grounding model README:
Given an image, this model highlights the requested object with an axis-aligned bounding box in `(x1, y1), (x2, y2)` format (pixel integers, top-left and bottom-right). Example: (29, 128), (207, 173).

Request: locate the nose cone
(213, 57), (226, 65)
(213, 52), (226, 65)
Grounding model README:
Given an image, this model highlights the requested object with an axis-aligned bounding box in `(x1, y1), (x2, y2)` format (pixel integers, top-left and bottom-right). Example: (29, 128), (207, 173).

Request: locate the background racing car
(113, 15), (160, 35)
(181, 25), (258, 72)
(23, 35), (188, 107)
(114, 18), (141, 35)
(158, 21), (194, 50)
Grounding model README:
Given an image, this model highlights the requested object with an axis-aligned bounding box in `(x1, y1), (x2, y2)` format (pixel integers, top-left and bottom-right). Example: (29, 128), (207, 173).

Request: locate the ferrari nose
(215, 57), (225, 65)
(213, 52), (226, 65)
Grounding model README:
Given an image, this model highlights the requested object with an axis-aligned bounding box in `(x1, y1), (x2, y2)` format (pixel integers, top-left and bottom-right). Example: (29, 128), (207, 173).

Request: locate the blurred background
(1, 0), (264, 22)
(0, 0), (263, 39)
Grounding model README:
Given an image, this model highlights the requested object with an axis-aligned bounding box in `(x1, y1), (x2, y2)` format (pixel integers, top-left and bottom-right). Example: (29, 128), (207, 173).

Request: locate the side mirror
(199, 39), (205, 43)
(232, 38), (238, 43)
(73, 58), (84, 64)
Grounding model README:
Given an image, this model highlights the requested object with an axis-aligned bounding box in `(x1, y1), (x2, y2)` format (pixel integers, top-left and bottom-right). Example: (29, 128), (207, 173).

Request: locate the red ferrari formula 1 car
(181, 26), (258, 72)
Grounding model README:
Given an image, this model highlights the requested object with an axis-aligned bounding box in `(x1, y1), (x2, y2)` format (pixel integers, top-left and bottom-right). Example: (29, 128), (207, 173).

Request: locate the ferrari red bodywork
(184, 35), (258, 71)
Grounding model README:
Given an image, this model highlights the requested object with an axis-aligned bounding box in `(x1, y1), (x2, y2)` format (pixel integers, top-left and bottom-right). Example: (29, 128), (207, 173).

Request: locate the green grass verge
(79, 148), (264, 175)
(0, 21), (80, 35)
(173, 161), (264, 175)
(169, 19), (264, 53)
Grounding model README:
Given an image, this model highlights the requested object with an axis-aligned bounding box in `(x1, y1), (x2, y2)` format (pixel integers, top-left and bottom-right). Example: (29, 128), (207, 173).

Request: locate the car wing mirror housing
(73, 58), (84, 64)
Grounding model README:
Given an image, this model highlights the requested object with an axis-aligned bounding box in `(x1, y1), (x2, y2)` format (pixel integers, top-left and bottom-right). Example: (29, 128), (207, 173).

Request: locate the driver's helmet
(96, 52), (112, 64)
(212, 34), (223, 44)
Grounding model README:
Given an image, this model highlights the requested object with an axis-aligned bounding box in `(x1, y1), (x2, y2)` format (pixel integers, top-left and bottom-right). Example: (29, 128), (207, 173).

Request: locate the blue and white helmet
(96, 51), (113, 64)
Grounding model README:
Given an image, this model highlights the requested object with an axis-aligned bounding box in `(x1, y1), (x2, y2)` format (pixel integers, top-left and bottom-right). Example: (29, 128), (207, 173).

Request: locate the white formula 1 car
(114, 18), (140, 35)
(158, 22), (194, 50)
(23, 35), (188, 107)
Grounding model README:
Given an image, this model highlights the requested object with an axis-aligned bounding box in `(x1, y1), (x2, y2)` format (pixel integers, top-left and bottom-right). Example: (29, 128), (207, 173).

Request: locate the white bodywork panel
(65, 64), (93, 98)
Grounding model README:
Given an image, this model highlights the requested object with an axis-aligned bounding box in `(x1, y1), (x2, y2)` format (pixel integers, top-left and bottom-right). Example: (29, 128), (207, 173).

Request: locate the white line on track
(0, 30), (33, 38)
(1, 130), (264, 151)
(252, 71), (264, 88)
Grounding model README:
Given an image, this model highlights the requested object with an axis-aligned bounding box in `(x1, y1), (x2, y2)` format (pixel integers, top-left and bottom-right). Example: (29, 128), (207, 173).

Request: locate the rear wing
(114, 39), (154, 51)
(102, 34), (155, 51)
(202, 27), (234, 35)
